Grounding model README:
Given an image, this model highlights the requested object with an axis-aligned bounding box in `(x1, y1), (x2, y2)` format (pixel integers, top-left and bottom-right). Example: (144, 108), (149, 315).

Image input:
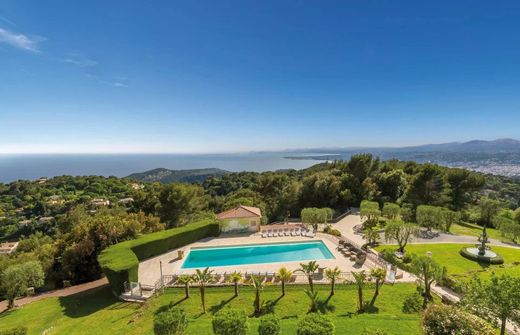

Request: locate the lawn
(0, 284), (423, 335)
(451, 222), (505, 241)
(375, 243), (520, 282)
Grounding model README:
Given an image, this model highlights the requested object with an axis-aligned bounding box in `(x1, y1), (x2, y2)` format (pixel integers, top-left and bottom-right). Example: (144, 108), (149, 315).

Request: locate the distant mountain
(127, 168), (229, 183)
(283, 139), (520, 178)
(397, 138), (520, 153)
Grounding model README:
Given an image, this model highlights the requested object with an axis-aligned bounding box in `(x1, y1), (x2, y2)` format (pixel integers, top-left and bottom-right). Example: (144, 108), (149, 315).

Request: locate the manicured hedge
(459, 247), (504, 265)
(98, 219), (219, 295)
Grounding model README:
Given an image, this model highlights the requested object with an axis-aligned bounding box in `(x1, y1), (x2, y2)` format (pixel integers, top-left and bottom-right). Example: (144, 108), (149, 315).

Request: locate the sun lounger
(265, 272), (274, 283)
(261, 231), (268, 238)
(268, 230), (274, 237)
(278, 230), (284, 237)
(307, 231), (316, 238)
(284, 229), (290, 236)
(290, 229), (297, 236)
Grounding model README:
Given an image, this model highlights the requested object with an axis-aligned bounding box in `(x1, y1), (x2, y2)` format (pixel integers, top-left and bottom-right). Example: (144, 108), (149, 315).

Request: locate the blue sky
(1, 1), (519, 153)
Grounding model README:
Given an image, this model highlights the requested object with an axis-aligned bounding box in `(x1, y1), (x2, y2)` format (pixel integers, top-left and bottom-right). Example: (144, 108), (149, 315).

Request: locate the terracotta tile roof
(216, 205), (262, 219)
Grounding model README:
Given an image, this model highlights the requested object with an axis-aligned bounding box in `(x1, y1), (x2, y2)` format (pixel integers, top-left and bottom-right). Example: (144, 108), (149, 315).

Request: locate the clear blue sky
(1, 1), (519, 153)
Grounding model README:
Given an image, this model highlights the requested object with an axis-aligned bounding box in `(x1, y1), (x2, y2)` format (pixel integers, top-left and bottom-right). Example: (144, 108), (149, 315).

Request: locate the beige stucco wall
(219, 217), (260, 233)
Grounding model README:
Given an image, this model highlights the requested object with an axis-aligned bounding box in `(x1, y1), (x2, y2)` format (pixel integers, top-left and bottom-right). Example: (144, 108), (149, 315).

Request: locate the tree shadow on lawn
(59, 286), (123, 318)
(209, 295), (236, 314)
(153, 297), (189, 316)
(259, 295), (283, 315)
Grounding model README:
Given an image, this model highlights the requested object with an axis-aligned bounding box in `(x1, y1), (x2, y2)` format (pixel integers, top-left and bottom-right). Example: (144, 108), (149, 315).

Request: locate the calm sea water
(0, 153), (320, 183)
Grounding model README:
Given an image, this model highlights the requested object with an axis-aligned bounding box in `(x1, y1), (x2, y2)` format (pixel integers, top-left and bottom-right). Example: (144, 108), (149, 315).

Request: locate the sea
(0, 153), (323, 183)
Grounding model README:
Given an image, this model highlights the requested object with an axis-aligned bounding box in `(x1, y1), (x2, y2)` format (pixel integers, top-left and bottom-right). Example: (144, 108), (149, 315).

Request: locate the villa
(118, 197), (134, 205)
(18, 219), (32, 227)
(91, 198), (110, 207)
(130, 211), (384, 298)
(0, 242), (19, 255)
(216, 205), (262, 233)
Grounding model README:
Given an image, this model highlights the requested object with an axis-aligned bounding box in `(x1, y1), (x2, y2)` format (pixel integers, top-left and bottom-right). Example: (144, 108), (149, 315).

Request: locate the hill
(126, 168), (229, 183)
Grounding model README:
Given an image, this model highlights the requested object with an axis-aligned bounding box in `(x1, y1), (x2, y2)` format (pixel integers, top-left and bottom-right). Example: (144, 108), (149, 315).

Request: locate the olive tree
(461, 273), (520, 335)
(410, 255), (443, 308)
(439, 208), (461, 233)
(360, 200), (381, 228)
(416, 205), (442, 231)
(384, 221), (419, 253)
(382, 203), (400, 220)
(1, 261), (45, 309)
(301, 207), (332, 231)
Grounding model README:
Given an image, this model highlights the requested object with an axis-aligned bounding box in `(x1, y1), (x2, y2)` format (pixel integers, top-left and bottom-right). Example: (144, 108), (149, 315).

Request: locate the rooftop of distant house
(0, 242), (19, 254)
(216, 205), (262, 220)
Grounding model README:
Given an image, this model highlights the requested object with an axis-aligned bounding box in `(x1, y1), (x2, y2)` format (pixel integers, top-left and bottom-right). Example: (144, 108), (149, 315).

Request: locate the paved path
(0, 277), (108, 313)
(334, 212), (520, 249)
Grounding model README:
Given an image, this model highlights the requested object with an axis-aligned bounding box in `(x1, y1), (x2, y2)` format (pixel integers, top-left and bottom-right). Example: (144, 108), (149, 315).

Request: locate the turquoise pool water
(181, 241), (334, 269)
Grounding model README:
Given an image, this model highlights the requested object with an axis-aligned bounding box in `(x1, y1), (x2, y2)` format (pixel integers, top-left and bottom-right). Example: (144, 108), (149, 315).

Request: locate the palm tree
(325, 267), (341, 297)
(177, 274), (194, 299)
(369, 268), (387, 306)
(352, 270), (367, 312)
(304, 289), (319, 313)
(298, 261), (319, 292)
(250, 274), (264, 315)
(228, 271), (243, 297)
(276, 267), (292, 296)
(193, 267), (214, 313)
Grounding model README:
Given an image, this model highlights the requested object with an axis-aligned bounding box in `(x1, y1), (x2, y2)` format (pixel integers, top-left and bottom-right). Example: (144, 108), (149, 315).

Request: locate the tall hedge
(98, 219), (219, 295)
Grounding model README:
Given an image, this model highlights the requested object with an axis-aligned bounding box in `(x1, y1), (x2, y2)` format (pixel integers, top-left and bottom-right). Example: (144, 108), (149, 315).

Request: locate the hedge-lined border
(459, 247), (504, 265)
(98, 219), (220, 295)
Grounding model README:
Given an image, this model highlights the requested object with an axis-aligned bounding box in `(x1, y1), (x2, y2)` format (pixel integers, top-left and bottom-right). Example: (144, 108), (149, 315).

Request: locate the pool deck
(138, 233), (375, 285)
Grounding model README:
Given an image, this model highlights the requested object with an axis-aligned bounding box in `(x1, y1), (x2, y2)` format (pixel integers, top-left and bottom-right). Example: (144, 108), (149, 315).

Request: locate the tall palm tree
(298, 261), (319, 292)
(352, 270), (367, 312)
(276, 267), (292, 296)
(177, 274), (194, 299)
(250, 274), (264, 315)
(193, 267), (214, 313)
(325, 266), (341, 297)
(369, 268), (387, 306)
(228, 271), (243, 297)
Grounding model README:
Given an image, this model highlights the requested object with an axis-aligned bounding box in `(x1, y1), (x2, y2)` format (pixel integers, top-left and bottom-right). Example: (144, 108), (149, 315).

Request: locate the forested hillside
(1, 154), (519, 293)
(127, 168), (229, 183)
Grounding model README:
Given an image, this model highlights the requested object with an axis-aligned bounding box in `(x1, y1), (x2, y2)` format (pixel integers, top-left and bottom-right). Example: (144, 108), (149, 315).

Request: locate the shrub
(402, 292), (422, 313)
(402, 253), (412, 264)
(296, 313), (334, 335)
(323, 225), (341, 237)
(154, 308), (188, 335)
(0, 327), (27, 335)
(99, 219), (219, 294)
(258, 314), (280, 335)
(422, 304), (494, 335)
(212, 309), (248, 335)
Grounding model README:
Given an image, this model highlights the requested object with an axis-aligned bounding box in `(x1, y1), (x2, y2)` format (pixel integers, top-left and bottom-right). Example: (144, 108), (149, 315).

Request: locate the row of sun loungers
(261, 228), (315, 238)
(166, 271), (300, 287)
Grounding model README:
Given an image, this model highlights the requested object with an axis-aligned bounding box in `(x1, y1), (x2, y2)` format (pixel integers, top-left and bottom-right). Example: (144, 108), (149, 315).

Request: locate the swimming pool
(181, 240), (335, 269)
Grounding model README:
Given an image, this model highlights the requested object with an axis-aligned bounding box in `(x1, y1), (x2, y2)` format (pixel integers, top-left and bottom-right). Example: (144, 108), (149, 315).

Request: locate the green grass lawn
(375, 243), (520, 282)
(0, 284), (423, 335)
(451, 222), (505, 241)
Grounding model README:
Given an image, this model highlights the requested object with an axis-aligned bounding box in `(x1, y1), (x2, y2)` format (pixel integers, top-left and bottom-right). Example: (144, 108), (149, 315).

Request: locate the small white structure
(91, 198), (110, 206)
(0, 242), (19, 255)
(118, 197), (134, 205)
(38, 216), (55, 224)
(19, 219), (32, 227)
